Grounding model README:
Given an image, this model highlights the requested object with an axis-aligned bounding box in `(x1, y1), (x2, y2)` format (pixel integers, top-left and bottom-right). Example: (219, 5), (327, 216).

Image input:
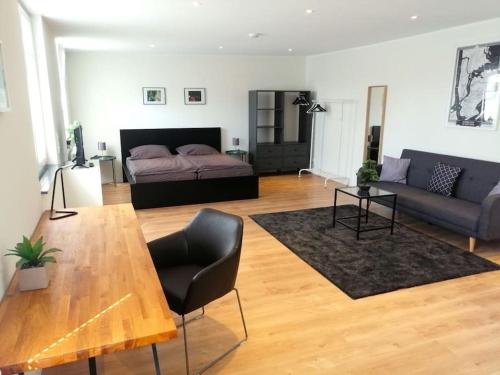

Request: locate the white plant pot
(19, 266), (49, 291)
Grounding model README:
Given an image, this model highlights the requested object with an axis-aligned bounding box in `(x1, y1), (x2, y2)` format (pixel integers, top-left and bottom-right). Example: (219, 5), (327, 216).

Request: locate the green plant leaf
(39, 248), (62, 258)
(32, 238), (44, 258)
(39, 256), (57, 264)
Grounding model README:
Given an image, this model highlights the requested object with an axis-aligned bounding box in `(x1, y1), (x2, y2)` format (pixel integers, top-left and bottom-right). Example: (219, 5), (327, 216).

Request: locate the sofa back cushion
(401, 149), (500, 204)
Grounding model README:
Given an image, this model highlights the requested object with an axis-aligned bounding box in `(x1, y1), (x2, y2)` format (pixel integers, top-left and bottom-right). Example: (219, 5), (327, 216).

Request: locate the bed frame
(120, 127), (259, 209)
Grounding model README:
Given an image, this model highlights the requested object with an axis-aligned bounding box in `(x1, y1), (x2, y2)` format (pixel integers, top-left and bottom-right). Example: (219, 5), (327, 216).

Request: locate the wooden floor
(46, 175), (500, 375)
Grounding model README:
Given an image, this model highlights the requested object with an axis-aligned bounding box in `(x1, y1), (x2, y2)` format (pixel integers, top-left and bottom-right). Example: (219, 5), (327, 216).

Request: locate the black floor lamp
(50, 165), (78, 220)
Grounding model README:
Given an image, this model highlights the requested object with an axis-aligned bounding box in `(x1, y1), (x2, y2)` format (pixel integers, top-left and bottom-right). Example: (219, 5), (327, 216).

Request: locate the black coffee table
(333, 186), (398, 240)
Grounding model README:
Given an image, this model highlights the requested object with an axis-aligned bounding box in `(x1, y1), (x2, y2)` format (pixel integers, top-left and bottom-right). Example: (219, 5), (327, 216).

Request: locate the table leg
(332, 189), (338, 228)
(152, 343), (161, 375)
(357, 199), (362, 240)
(111, 160), (116, 186)
(89, 357), (97, 375)
(366, 199), (370, 224)
(390, 195), (398, 235)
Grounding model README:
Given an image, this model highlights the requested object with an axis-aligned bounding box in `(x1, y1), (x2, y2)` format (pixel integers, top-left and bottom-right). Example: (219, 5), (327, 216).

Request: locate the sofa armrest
(478, 195), (500, 241)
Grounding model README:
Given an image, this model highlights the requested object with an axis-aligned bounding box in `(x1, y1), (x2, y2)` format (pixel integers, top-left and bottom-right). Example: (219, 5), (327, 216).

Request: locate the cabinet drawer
(256, 157), (282, 171)
(257, 145), (283, 158)
(283, 144), (309, 156)
(283, 156), (309, 170)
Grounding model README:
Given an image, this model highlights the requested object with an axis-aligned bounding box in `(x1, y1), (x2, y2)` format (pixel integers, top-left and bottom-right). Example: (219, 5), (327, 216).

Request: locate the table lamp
(98, 141), (107, 156)
(232, 137), (240, 151)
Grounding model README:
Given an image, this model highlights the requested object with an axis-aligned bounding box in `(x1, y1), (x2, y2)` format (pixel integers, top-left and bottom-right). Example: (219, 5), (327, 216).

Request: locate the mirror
(363, 86), (388, 163)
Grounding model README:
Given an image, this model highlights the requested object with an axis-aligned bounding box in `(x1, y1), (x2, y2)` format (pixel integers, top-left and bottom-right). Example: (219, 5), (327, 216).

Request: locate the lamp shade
(97, 141), (107, 151)
(306, 103), (327, 114)
(232, 137), (240, 146)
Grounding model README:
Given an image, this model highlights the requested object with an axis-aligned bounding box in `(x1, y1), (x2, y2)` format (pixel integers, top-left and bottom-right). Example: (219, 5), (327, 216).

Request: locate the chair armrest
(478, 195), (500, 241)
(183, 254), (240, 313)
(147, 230), (189, 269)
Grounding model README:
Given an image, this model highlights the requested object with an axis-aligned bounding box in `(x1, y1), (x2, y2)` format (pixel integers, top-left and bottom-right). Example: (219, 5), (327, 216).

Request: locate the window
(19, 6), (48, 172)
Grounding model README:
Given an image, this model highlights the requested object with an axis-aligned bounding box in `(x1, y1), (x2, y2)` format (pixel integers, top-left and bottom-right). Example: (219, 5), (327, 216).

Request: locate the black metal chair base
(182, 288), (248, 375)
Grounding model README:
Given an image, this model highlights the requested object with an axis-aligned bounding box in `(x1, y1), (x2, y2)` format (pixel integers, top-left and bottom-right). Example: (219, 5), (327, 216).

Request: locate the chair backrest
(185, 208), (244, 266)
(182, 208), (244, 313)
(401, 149), (500, 204)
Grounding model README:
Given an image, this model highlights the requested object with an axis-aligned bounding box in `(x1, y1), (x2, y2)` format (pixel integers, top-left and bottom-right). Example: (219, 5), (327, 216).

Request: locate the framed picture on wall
(0, 42), (11, 112)
(143, 87), (166, 105)
(448, 41), (500, 130)
(184, 88), (206, 105)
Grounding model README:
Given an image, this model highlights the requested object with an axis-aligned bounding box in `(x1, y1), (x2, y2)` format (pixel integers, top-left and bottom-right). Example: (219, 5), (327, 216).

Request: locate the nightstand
(90, 155), (117, 185)
(225, 150), (248, 162)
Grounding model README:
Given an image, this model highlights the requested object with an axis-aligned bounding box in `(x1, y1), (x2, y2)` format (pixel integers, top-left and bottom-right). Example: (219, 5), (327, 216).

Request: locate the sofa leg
(469, 237), (477, 252)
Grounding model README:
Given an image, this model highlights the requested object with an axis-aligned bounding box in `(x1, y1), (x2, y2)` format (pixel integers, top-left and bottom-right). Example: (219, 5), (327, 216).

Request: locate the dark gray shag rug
(250, 205), (500, 299)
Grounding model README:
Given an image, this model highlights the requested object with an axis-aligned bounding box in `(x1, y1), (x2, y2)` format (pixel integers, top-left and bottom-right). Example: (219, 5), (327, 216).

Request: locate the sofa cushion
(427, 162), (462, 197)
(488, 180), (500, 197)
(379, 155), (411, 184)
(372, 181), (481, 231)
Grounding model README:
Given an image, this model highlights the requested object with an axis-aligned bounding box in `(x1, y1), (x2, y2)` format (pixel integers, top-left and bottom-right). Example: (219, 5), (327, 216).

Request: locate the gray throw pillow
(129, 145), (172, 159)
(488, 180), (500, 197)
(379, 155), (411, 184)
(176, 144), (219, 155)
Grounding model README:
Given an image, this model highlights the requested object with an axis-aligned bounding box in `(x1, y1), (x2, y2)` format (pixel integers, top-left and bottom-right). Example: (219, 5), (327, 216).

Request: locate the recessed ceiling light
(218, 45), (224, 49)
(149, 44), (156, 48)
(410, 15), (418, 20)
(192, 1), (201, 7)
(288, 48), (293, 52)
(305, 9), (314, 14)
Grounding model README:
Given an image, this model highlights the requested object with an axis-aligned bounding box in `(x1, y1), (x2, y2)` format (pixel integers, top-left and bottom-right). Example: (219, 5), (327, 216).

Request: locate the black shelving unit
(249, 90), (312, 174)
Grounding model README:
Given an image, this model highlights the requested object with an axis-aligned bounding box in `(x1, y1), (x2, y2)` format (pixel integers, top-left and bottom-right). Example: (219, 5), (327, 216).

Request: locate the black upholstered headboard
(120, 127), (221, 181)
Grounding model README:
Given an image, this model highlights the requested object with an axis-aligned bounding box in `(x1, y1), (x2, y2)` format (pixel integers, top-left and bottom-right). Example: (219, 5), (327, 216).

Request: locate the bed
(120, 127), (259, 209)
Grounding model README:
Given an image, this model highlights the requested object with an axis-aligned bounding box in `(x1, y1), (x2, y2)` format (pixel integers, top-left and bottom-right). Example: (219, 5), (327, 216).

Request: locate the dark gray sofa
(371, 149), (500, 251)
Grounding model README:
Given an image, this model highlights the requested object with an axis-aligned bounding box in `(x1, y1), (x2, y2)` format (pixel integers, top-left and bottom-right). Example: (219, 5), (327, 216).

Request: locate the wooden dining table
(0, 204), (177, 375)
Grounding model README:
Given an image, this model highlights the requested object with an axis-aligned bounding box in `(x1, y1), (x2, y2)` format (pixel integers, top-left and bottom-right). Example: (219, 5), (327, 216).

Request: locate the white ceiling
(23, 0), (500, 55)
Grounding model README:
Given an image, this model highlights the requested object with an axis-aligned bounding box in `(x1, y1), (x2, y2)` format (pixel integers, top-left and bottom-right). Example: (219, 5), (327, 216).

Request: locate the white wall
(67, 52), (306, 181)
(0, 0), (42, 298)
(306, 17), (500, 182)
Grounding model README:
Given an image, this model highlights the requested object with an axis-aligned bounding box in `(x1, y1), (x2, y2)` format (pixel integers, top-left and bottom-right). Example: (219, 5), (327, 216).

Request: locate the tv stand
(71, 163), (89, 169)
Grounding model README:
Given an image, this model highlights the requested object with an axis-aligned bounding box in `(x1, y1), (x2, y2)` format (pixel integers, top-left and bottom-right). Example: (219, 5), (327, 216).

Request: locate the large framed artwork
(448, 42), (500, 130)
(143, 87), (166, 105)
(0, 42), (10, 112)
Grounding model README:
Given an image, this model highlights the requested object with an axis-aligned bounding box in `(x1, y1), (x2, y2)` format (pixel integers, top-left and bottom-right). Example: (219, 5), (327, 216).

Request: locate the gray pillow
(379, 155), (411, 184)
(488, 181), (500, 197)
(129, 145), (171, 160)
(176, 144), (219, 155)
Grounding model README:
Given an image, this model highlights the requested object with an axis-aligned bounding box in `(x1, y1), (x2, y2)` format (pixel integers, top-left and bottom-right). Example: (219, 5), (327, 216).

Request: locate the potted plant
(4, 236), (61, 291)
(356, 160), (379, 192)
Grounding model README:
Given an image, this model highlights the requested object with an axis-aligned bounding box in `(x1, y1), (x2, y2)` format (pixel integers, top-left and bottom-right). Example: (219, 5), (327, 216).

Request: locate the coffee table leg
(366, 199), (370, 224)
(390, 195), (398, 234)
(333, 189), (338, 228)
(357, 199), (362, 240)
(111, 159), (116, 186)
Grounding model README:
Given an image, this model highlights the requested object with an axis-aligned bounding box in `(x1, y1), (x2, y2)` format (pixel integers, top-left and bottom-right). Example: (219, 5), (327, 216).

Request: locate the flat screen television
(73, 125), (86, 166)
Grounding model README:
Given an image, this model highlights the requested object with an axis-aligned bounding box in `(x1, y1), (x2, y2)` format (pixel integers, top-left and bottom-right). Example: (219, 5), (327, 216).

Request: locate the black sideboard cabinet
(249, 90), (312, 175)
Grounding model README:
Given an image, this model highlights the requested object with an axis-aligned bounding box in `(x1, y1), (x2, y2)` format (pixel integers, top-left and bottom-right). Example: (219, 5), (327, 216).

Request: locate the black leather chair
(148, 208), (248, 375)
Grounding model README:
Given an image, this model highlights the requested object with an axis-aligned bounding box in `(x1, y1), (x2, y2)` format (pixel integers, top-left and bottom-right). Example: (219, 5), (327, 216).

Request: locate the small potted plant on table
(4, 236), (61, 291)
(356, 160), (379, 192)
